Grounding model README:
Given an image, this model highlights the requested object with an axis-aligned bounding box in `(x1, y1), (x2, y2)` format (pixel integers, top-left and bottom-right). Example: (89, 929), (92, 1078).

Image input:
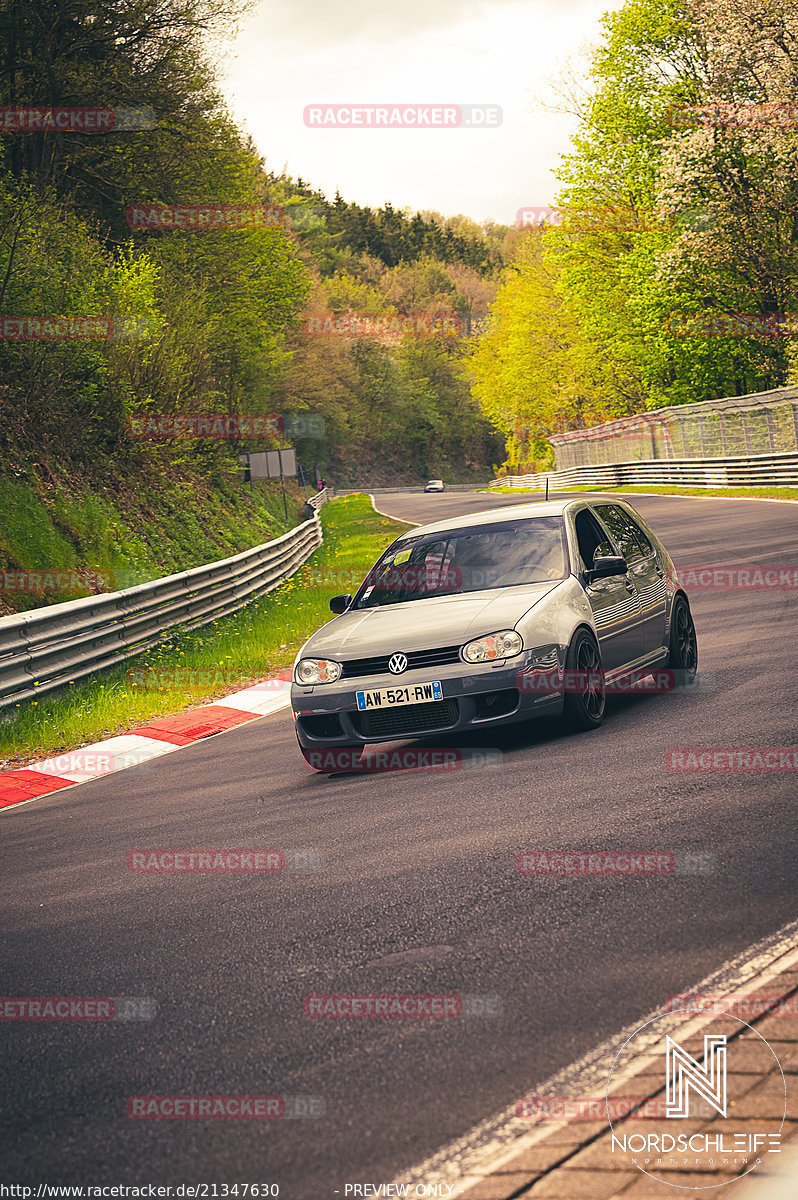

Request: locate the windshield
(353, 517), (567, 609)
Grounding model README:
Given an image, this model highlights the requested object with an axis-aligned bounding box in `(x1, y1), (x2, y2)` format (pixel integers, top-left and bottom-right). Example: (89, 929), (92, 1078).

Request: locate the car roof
(396, 497), (615, 541)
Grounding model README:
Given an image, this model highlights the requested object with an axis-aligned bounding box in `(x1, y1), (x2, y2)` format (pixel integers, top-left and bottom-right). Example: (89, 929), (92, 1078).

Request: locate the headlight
(462, 630), (523, 664)
(294, 658), (342, 685)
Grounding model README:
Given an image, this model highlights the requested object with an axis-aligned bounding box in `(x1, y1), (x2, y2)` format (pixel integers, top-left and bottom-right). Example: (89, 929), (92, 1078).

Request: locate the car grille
(352, 698), (459, 739)
(339, 645), (461, 680)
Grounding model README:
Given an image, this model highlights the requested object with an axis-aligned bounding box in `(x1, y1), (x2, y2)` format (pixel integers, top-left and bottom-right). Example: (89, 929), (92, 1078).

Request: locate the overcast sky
(219, 0), (620, 226)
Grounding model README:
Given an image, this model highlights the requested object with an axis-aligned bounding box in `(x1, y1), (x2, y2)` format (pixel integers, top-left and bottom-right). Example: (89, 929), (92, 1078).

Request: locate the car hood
(300, 581), (562, 658)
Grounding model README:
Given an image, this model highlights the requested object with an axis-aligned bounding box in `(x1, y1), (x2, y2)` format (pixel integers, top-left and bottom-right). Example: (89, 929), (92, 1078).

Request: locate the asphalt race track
(1, 490), (797, 1196)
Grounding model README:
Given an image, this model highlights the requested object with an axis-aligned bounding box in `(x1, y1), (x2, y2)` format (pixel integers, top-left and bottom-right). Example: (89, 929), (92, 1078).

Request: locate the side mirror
(329, 593), (352, 614)
(587, 555), (628, 582)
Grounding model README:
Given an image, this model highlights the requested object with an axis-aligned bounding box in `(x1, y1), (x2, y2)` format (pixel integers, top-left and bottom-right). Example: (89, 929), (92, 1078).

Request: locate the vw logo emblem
(388, 652), (408, 675)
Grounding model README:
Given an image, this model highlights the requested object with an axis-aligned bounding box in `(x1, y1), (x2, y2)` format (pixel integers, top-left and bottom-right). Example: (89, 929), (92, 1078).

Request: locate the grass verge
(0, 473), (309, 616)
(482, 485), (798, 500)
(0, 494), (410, 769)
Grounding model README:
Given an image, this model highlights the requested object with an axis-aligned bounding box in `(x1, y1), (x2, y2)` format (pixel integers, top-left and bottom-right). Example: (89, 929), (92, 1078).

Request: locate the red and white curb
(0, 672), (293, 812)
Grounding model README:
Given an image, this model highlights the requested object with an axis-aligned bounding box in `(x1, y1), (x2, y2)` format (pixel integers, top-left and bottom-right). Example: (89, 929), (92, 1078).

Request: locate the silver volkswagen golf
(291, 498), (697, 769)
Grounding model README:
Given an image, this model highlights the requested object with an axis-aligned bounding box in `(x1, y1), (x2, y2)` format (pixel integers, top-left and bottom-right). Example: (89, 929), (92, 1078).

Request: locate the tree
(470, 233), (623, 471)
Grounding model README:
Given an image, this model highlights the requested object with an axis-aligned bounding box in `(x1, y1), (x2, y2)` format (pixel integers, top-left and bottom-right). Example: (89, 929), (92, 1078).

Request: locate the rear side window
(594, 505), (653, 563)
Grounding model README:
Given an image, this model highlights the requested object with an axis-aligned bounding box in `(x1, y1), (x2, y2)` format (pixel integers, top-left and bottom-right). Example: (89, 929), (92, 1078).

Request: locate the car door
(572, 507), (643, 670)
(593, 504), (668, 656)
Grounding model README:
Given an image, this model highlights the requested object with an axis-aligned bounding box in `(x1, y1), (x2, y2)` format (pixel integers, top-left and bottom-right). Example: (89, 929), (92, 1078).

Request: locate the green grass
(0, 478), (77, 575)
(0, 472), (308, 614)
(482, 484), (798, 500)
(0, 495), (410, 769)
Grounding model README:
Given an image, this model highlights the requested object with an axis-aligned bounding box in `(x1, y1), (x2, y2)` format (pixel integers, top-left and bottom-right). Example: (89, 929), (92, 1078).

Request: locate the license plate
(356, 681), (443, 710)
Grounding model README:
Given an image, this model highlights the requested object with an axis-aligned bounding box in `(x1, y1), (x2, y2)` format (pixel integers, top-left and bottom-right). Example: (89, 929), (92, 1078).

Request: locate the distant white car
(424, 479), (445, 493)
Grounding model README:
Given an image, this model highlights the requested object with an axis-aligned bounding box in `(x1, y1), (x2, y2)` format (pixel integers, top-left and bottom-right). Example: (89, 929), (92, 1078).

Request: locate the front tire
(562, 629), (606, 731)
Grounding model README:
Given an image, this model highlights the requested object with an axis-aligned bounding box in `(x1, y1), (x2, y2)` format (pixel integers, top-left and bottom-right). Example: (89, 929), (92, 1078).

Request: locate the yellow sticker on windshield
(393, 548), (411, 564)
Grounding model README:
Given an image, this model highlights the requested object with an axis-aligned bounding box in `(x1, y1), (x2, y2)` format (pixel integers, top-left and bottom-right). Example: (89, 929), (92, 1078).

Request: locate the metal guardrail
(304, 487), (331, 514)
(549, 386), (798, 469)
(0, 495), (329, 710)
(491, 452), (798, 491)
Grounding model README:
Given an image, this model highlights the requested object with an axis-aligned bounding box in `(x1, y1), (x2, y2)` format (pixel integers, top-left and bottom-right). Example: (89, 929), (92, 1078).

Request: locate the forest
(473, 0), (798, 471)
(1, 0), (795, 531)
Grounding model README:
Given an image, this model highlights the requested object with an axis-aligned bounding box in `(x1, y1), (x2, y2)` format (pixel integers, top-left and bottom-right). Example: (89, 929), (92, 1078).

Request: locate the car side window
(574, 509), (615, 571)
(594, 505), (653, 563)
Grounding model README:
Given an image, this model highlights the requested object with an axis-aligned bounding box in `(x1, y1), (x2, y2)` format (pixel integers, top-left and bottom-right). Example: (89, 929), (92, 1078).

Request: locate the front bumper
(291, 652), (565, 748)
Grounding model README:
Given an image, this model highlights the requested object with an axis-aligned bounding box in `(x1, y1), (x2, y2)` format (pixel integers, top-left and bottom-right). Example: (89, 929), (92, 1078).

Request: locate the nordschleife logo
(666, 1034), (727, 1119)
(607, 1010), (785, 1189)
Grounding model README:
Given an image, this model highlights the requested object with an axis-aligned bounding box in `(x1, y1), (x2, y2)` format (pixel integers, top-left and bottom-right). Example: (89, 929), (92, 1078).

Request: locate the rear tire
(562, 629), (606, 731)
(667, 595), (698, 682)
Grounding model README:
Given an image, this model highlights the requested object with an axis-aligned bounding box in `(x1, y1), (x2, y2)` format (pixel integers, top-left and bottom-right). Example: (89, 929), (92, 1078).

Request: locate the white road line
(368, 494), (421, 524)
(389, 918), (798, 1197)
